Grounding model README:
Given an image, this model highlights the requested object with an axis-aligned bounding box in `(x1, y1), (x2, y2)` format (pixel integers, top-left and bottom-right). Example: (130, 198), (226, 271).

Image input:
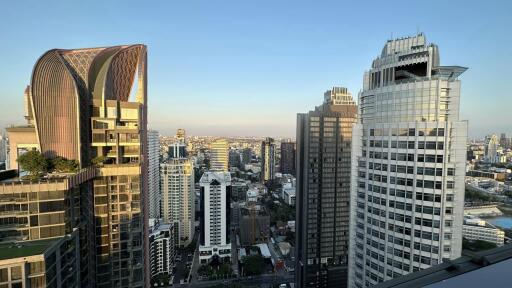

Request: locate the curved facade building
(28, 45), (149, 288)
(348, 34), (467, 288)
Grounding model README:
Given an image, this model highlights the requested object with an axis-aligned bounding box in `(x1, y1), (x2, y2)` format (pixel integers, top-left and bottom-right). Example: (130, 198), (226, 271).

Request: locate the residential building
(161, 158), (195, 247)
(239, 206), (270, 246)
(0, 231), (81, 288)
(168, 142), (187, 159)
(348, 33), (467, 288)
(484, 134), (499, 164)
(148, 130), (160, 219)
(210, 139), (228, 172)
(280, 141), (296, 176)
(295, 86), (357, 288)
(260, 137), (276, 183)
(199, 171), (231, 263)
(149, 220), (176, 280)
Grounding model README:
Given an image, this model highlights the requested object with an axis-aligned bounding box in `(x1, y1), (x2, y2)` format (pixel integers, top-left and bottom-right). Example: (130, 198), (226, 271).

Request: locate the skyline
(1, 0), (511, 137)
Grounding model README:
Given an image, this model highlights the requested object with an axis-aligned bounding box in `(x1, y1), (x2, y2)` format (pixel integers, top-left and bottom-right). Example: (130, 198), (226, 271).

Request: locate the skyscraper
(229, 149), (241, 169)
(295, 87), (357, 288)
(348, 34), (467, 288)
(241, 148), (252, 165)
(260, 137), (276, 183)
(210, 139), (229, 172)
(199, 171), (231, 264)
(280, 141), (296, 176)
(484, 134), (499, 163)
(176, 128), (186, 144)
(148, 130), (161, 219)
(160, 158), (195, 247)
(2, 45), (148, 288)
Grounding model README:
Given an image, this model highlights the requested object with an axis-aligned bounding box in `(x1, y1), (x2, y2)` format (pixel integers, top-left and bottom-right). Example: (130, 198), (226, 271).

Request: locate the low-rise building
(463, 224), (505, 246)
(283, 188), (295, 206)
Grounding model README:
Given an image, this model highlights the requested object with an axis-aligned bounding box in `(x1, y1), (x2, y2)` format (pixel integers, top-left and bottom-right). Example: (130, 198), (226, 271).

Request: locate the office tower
(149, 220), (176, 280)
(148, 130), (160, 219)
(260, 137), (276, 183)
(176, 129), (186, 144)
(2, 44), (149, 288)
(484, 134), (499, 163)
(280, 141), (296, 176)
(348, 34), (467, 288)
(241, 148), (252, 165)
(161, 158), (195, 247)
(210, 139), (228, 172)
(295, 86), (357, 288)
(199, 171), (231, 264)
(229, 150), (241, 169)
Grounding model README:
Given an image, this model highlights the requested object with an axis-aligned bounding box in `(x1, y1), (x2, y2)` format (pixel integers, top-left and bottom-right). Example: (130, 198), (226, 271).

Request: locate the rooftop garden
(16, 150), (79, 180)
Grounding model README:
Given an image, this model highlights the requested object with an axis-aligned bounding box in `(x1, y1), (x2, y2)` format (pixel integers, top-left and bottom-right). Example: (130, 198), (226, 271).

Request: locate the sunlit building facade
(348, 34), (467, 287)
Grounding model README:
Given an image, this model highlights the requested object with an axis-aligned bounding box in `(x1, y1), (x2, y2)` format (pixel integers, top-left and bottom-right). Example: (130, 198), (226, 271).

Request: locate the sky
(0, 0), (510, 138)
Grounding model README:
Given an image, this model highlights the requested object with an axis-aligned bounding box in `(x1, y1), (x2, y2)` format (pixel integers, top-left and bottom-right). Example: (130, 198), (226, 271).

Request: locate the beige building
(161, 159), (195, 247)
(210, 139), (228, 172)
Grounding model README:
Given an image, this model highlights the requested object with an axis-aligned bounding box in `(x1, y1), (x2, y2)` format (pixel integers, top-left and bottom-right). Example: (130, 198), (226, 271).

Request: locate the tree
(91, 156), (106, 166)
(17, 150), (49, 178)
(51, 156), (79, 173)
(242, 255), (264, 276)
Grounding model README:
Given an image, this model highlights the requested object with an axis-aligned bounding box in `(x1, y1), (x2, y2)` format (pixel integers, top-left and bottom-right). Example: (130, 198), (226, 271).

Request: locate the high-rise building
(241, 148), (252, 165)
(0, 134), (6, 164)
(199, 171), (231, 264)
(148, 130), (160, 219)
(149, 220), (176, 280)
(280, 141), (296, 176)
(210, 139), (228, 172)
(2, 44), (149, 288)
(229, 150), (241, 169)
(348, 34), (467, 288)
(499, 133), (509, 150)
(295, 86), (357, 288)
(176, 129), (186, 144)
(484, 134), (499, 164)
(260, 137), (276, 183)
(161, 158), (195, 247)
(168, 142), (187, 159)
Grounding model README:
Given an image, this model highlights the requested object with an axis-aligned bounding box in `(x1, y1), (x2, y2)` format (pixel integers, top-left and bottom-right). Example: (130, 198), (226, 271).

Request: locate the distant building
(485, 134), (500, 163)
(229, 150), (241, 169)
(463, 224), (505, 246)
(161, 159), (195, 247)
(210, 139), (229, 172)
(176, 129), (186, 144)
(148, 130), (161, 219)
(296, 86), (357, 288)
(239, 206), (270, 246)
(241, 148), (252, 165)
(280, 141), (296, 176)
(0, 135), (6, 164)
(149, 220), (176, 279)
(500, 133), (509, 150)
(231, 179), (249, 202)
(199, 171), (231, 263)
(260, 137), (276, 183)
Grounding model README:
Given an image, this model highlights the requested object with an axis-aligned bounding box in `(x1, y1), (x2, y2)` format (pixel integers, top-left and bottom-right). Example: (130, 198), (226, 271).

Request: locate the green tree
(51, 156), (79, 173)
(91, 156), (106, 166)
(17, 150), (49, 178)
(243, 255), (265, 276)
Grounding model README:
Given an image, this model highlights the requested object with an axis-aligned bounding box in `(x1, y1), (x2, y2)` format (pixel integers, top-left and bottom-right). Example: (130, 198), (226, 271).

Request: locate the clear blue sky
(1, 0), (510, 138)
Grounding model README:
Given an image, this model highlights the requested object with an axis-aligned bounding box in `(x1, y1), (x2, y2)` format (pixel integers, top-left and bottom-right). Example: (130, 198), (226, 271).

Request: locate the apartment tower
(295, 87), (357, 287)
(210, 139), (229, 172)
(348, 34), (467, 287)
(260, 137), (276, 183)
(198, 171), (231, 264)
(148, 130), (160, 219)
(160, 158), (195, 247)
(280, 141), (296, 176)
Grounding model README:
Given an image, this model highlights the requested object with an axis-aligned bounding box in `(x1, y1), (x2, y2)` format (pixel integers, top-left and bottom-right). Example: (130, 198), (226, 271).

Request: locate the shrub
(51, 156), (79, 173)
(17, 150), (49, 177)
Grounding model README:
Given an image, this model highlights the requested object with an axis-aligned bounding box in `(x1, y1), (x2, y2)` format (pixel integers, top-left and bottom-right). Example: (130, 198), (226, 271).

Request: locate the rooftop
(374, 244), (512, 288)
(0, 238), (58, 260)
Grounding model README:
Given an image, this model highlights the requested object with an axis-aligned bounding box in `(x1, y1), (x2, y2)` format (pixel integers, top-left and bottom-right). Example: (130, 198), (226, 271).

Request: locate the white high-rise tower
(148, 130), (160, 219)
(348, 33), (467, 288)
